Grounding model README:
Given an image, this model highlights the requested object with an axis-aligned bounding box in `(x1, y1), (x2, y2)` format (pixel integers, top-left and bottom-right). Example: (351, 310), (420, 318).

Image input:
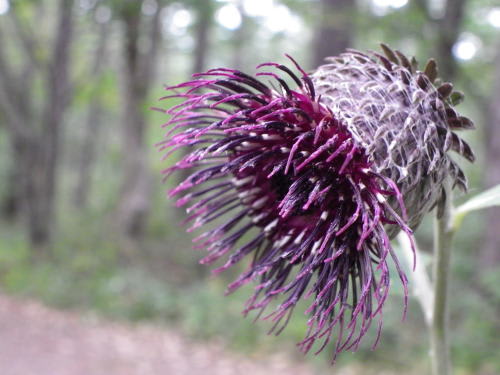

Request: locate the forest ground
(0, 293), (318, 375)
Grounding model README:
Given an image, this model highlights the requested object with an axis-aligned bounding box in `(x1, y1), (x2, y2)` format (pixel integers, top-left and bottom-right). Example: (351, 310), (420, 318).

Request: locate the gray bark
(116, 4), (161, 238)
(72, 21), (110, 209)
(1, 139), (25, 221)
(31, 0), (74, 247)
(435, 0), (467, 80)
(311, 0), (353, 68)
(0, 0), (74, 250)
(231, 3), (249, 70)
(414, 0), (466, 81)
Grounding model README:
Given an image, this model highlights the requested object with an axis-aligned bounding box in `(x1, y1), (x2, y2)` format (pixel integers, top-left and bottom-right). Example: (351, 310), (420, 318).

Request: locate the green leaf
(453, 184), (500, 228)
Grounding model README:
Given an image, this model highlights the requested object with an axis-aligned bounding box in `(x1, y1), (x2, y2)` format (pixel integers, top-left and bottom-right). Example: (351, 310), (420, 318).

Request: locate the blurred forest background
(0, 0), (499, 373)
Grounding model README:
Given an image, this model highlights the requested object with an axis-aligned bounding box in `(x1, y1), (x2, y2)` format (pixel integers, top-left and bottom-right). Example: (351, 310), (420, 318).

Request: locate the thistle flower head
(157, 45), (474, 360)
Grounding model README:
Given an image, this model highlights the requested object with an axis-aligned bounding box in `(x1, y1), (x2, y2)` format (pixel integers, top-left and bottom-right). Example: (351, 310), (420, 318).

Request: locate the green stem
(431, 178), (455, 375)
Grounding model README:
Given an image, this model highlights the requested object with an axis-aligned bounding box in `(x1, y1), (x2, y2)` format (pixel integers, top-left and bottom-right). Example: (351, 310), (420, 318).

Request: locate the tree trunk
(311, 0), (354, 68)
(116, 5), (161, 239)
(415, 0), (466, 81)
(231, 3), (249, 70)
(28, 0), (74, 248)
(1, 142), (23, 221)
(0, 26), (36, 222)
(435, 0), (466, 80)
(192, 2), (213, 73)
(0, 0), (74, 250)
(72, 21), (109, 209)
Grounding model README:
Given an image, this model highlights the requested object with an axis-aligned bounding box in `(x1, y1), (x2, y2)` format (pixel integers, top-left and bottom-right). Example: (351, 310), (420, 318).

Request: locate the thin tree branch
(9, 7), (43, 68)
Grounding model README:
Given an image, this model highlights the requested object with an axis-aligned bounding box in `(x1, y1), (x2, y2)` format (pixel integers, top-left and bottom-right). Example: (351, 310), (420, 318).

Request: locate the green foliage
(73, 71), (118, 110)
(454, 184), (500, 228)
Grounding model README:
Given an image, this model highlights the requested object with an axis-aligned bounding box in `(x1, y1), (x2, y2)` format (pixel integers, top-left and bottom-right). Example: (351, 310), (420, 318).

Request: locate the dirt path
(0, 293), (317, 375)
